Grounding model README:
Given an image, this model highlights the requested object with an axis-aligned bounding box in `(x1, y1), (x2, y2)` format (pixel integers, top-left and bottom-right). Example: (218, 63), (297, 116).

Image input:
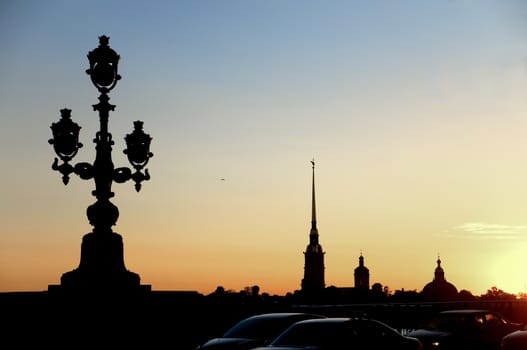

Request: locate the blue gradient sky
(2, 0), (527, 296)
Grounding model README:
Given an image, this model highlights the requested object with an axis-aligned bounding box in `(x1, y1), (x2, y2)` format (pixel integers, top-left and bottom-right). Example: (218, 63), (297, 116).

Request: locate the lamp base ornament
(49, 232), (151, 294)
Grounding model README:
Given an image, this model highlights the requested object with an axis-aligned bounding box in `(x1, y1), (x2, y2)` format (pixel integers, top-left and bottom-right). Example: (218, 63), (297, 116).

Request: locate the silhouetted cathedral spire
(310, 159), (319, 245)
(301, 159), (325, 293)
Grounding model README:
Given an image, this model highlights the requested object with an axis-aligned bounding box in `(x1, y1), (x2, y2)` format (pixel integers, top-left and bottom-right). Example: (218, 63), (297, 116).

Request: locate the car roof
(246, 312), (325, 319)
(439, 309), (495, 314)
(292, 317), (371, 325)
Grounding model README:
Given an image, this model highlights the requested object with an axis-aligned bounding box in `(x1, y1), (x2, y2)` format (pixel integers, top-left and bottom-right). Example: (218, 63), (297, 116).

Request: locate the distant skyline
(2, 1), (527, 296)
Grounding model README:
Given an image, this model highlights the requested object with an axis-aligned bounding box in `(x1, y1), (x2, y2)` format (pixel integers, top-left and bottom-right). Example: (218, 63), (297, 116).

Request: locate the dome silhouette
(421, 256), (458, 301)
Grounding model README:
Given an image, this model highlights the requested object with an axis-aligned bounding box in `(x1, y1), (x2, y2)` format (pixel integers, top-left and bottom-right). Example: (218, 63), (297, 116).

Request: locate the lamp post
(48, 36), (152, 293)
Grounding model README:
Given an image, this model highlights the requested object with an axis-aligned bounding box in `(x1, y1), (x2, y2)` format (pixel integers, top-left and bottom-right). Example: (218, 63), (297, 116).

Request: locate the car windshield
(223, 315), (316, 339)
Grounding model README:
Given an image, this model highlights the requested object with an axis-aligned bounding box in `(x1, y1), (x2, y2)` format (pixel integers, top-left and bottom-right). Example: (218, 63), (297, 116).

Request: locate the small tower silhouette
(301, 159), (325, 293)
(434, 256), (446, 282)
(354, 251), (370, 290)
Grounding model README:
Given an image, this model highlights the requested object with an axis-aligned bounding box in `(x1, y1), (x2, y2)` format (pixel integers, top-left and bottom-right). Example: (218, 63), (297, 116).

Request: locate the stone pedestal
(49, 231), (150, 294)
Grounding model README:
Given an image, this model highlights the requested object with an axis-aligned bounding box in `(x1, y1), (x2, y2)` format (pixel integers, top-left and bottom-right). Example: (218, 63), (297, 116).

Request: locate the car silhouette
(251, 316), (423, 350)
(194, 312), (326, 350)
(407, 309), (523, 350)
(500, 325), (527, 350)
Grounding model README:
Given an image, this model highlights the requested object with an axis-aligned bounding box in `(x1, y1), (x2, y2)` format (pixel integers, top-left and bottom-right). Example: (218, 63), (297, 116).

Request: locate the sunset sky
(2, 0), (527, 296)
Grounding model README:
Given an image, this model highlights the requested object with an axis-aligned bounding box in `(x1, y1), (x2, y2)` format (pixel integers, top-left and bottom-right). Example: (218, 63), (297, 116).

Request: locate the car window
(427, 313), (480, 332)
(352, 320), (386, 337)
(273, 322), (347, 347)
(485, 313), (501, 324)
(272, 319), (402, 348)
(422, 311), (516, 334)
(484, 313), (503, 330)
(351, 320), (402, 347)
(426, 314), (459, 331)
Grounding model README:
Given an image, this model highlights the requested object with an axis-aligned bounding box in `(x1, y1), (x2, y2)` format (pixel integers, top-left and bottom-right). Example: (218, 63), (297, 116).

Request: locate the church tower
(354, 252), (370, 290)
(421, 255), (458, 301)
(301, 160), (325, 293)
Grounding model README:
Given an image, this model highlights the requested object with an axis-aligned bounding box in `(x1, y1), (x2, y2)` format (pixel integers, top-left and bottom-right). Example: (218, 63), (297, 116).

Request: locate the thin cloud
(447, 222), (527, 240)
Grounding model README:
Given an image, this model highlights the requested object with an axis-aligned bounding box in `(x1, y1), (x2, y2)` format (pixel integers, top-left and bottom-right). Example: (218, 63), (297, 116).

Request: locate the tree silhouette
(480, 286), (516, 300)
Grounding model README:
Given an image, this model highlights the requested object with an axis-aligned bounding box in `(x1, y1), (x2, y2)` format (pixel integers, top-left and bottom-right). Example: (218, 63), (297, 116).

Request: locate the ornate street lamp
(48, 36), (153, 293)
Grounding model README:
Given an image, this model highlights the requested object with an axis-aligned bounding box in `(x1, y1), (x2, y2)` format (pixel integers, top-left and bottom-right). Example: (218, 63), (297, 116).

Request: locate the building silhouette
(421, 255), (459, 301)
(301, 160), (325, 293)
(354, 252), (370, 290)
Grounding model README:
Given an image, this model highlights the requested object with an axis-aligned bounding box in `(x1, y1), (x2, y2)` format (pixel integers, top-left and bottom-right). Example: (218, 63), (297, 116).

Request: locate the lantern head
(49, 108), (83, 161)
(86, 35), (121, 92)
(124, 121), (153, 168)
